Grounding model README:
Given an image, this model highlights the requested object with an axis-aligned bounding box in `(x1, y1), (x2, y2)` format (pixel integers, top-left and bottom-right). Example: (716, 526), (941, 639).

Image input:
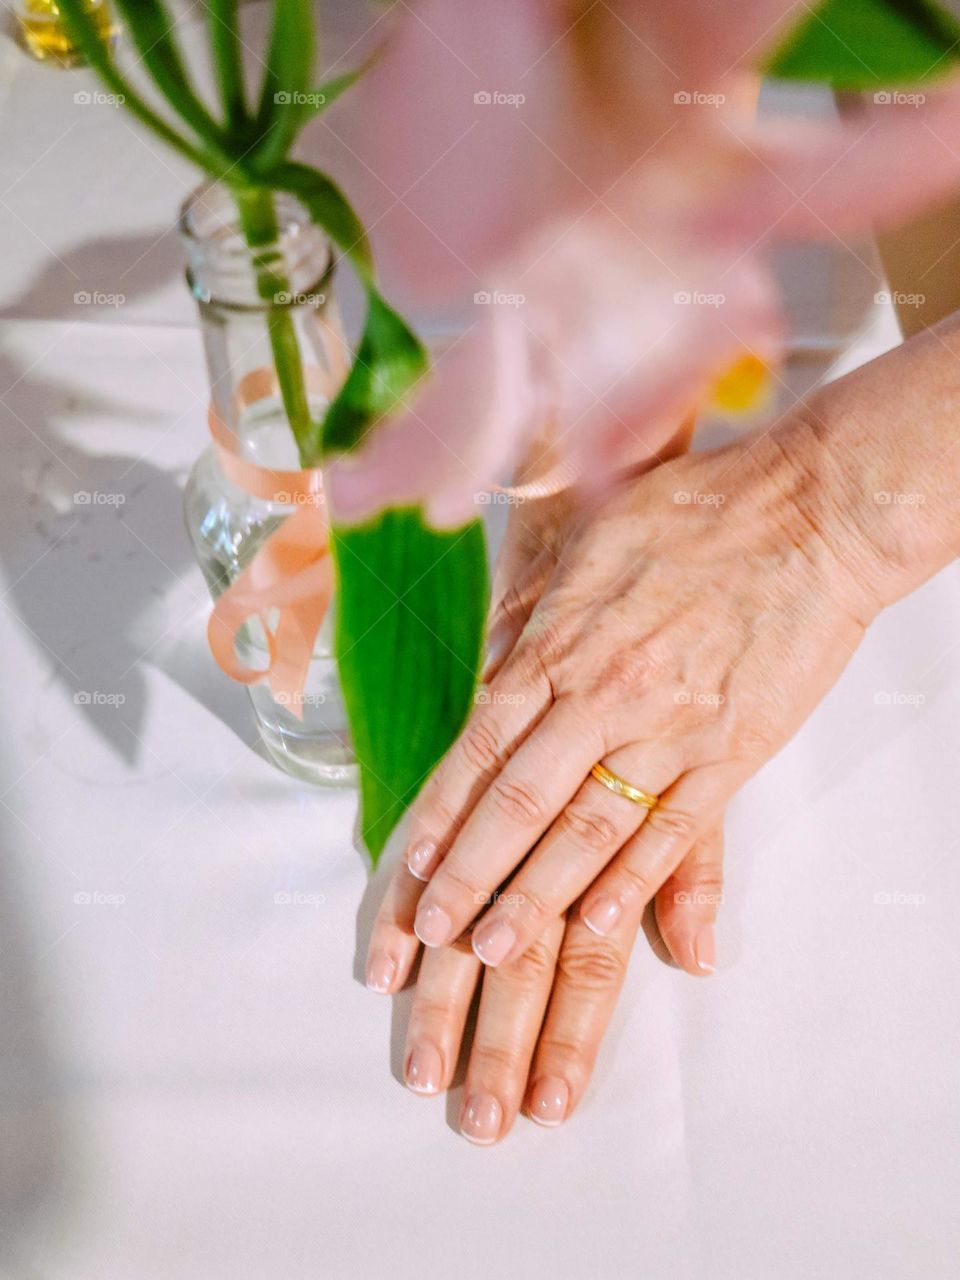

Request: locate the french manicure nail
(694, 924), (716, 973)
(406, 1043), (443, 1095)
(460, 1093), (502, 1145)
(365, 951), (397, 994)
(582, 894), (621, 936)
(528, 1076), (569, 1127)
(471, 918), (517, 966)
(407, 839), (439, 881)
(414, 901), (452, 947)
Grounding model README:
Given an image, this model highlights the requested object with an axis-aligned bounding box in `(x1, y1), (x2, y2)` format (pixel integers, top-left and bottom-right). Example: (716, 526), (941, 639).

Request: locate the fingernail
(471, 917), (517, 966)
(405, 1043), (443, 1095)
(694, 924), (716, 973)
(528, 1076), (569, 1127)
(414, 901), (452, 948)
(460, 1093), (502, 1145)
(407, 839), (439, 881)
(365, 951), (397, 994)
(581, 894), (621, 936)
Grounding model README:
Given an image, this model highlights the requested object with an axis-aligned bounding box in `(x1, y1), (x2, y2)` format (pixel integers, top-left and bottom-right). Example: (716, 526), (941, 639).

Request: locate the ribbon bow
(205, 367), (334, 721)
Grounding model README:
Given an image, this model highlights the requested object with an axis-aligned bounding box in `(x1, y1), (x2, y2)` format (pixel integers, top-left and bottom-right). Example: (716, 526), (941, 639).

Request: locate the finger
(525, 906), (642, 1127)
(412, 696), (604, 949)
(580, 763), (741, 938)
(468, 743), (682, 968)
(401, 660), (554, 883)
(654, 823), (725, 976)
(459, 915), (565, 1145)
(483, 547), (555, 683)
(403, 935), (482, 1096)
(365, 859), (426, 994)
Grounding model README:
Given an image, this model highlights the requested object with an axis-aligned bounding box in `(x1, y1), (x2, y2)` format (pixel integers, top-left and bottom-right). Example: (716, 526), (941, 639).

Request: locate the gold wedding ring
(590, 762), (659, 809)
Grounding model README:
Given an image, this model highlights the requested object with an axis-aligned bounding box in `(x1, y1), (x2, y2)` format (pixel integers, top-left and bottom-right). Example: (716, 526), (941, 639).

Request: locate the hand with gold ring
(366, 315), (960, 1140)
(380, 416), (880, 971)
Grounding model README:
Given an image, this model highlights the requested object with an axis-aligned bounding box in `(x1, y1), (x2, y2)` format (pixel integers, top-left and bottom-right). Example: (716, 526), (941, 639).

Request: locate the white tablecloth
(0, 5), (958, 1278)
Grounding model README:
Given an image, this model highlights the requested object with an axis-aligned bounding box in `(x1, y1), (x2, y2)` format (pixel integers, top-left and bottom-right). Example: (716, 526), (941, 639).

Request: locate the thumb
(654, 823), (724, 976)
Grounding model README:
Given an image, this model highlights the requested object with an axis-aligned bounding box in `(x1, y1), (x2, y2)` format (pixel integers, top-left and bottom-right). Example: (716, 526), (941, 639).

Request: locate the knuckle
(663, 869), (724, 914)
(512, 884), (554, 927)
(415, 783), (461, 842)
(470, 1041), (521, 1076)
(535, 1032), (593, 1076)
(729, 712), (779, 761)
(613, 859), (656, 901)
(526, 613), (569, 666)
(558, 801), (621, 853)
(412, 994), (463, 1024)
(488, 774), (547, 825)
(588, 645), (661, 703)
(558, 937), (625, 990)
(643, 805), (699, 852)
(497, 583), (527, 626)
(435, 860), (487, 909)
(689, 868), (724, 895)
(458, 716), (508, 775)
(498, 935), (557, 986)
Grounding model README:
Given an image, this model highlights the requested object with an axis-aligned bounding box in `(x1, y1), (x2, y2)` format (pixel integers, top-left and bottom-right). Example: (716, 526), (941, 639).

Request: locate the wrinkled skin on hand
(365, 413), (885, 1142)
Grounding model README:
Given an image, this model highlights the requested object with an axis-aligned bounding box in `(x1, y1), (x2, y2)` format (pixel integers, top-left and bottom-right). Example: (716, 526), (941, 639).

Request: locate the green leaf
(110, 0), (225, 145)
(333, 511), (488, 861)
(252, 0), (316, 170)
(320, 291), (429, 453)
(765, 0), (960, 87)
(267, 159), (373, 276)
(207, 0), (248, 129)
(269, 162), (429, 459)
(57, 0), (216, 172)
(304, 63), (367, 116)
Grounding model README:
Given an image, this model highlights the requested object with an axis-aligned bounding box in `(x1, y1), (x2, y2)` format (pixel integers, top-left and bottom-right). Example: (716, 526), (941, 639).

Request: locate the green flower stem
(234, 186), (316, 467)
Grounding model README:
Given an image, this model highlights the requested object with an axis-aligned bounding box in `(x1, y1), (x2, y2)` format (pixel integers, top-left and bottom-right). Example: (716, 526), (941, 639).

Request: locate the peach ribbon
(206, 367), (334, 721)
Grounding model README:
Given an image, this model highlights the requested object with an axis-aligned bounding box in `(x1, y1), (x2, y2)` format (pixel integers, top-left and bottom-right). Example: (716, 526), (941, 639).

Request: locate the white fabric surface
(0, 4), (958, 1279)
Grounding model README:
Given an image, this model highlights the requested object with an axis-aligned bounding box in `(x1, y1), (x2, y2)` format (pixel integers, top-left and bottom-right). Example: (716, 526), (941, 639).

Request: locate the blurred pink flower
(323, 0), (960, 526)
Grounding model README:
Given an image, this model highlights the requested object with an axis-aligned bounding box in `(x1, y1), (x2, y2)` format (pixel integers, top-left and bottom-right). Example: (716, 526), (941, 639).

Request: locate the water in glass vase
(180, 181), (356, 789)
(184, 396), (356, 787)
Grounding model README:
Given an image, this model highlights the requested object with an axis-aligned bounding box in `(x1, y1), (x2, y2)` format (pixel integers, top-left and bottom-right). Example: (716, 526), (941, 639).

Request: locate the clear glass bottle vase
(180, 182), (357, 787)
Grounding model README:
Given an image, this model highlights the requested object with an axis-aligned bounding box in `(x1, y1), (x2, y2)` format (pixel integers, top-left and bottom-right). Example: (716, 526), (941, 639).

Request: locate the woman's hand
(368, 821), (724, 1142)
(389, 413), (890, 969)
